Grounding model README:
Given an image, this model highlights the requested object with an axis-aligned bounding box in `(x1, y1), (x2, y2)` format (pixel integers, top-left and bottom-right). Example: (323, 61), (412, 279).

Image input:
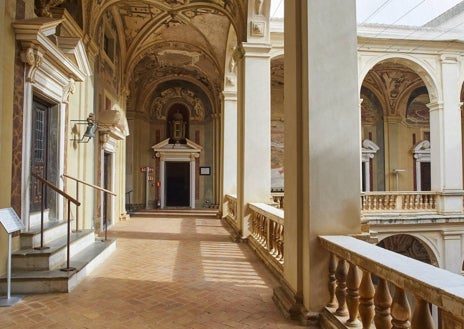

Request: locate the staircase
(0, 219), (116, 294)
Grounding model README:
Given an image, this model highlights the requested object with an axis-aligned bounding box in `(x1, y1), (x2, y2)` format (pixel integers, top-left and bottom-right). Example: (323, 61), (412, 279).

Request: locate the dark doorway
(31, 100), (50, 212)
(165, 162), (190, 207)
(103, 152), (112, 230)
(420, 162), (431, 191)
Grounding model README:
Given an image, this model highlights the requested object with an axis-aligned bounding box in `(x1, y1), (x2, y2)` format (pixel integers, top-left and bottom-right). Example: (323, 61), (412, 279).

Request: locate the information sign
(0, 208), (25, 233)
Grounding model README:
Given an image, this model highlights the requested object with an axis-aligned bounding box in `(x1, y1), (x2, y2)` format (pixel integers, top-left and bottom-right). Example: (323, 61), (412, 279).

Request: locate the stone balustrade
(271, 192), (284, 209)
(248, 203), (284, 276)
(224, 194), (238, 230)
(319, 235), (464, 329)
(361, 192), (437, 212)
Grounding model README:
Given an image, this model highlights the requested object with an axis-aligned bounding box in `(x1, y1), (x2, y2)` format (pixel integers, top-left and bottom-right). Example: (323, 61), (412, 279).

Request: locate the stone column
(190, 155), (196, 208)
(274, 0), (360, 321)
(442, 233), (462, 273)
(212, 113), (221, 206)
(236, 42), (271, 239)
(429, 55), (463, 213)
(221, 91), (238, 218)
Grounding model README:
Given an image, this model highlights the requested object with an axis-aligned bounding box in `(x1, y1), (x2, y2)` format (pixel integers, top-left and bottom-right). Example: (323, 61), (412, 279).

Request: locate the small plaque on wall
(200, 167), (211, 175)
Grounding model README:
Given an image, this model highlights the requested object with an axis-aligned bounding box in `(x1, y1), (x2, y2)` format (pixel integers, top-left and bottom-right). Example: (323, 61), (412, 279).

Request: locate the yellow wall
(0, 0), (17, 277)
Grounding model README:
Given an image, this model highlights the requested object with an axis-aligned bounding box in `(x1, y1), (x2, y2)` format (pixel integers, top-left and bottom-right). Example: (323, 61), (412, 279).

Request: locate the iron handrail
(62, 173), (116, 240)
(31, 172), (80, 271)
(62, 174), (116, 196)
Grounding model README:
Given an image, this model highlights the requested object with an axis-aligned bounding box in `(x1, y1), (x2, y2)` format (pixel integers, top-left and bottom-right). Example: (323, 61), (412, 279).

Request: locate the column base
(119, 212), (130, 221)
(272, 279), (320, 326)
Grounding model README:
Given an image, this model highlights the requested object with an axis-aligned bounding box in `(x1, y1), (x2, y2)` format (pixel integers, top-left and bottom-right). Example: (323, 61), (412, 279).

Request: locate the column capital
(441, 54), (460, 64)
(221, 90), (237, 100)
(426, 101), (444, 112)
(237, 42), (272, 59)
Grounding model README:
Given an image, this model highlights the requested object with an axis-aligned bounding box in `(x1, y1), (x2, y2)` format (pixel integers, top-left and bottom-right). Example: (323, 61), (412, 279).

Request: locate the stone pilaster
(236, 42), (272, 239)
(428, 55), (463, 213)
(221, 91), (237, 218)
(275, 0), (360, 322)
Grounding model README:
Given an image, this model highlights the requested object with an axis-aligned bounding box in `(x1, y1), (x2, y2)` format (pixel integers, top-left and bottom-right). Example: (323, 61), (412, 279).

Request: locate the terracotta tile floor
(0, 215), (310, 328)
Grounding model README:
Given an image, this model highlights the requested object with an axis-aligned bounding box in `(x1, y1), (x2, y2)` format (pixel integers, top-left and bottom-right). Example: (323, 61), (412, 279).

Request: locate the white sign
(0, 208), (24, 234)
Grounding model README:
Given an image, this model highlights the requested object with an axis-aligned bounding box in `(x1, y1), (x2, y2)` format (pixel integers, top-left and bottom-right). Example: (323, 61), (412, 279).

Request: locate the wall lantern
(70, 113), (98, 143)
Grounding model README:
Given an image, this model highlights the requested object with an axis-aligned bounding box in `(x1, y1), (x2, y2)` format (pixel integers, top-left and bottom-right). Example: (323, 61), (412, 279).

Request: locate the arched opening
(361, 60), (433, 191)
(378, 234), (438, 266)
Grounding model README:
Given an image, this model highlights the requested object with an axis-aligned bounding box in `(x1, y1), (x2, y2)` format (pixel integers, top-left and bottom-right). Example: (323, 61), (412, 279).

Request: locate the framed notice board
(0, 208), (24, 233)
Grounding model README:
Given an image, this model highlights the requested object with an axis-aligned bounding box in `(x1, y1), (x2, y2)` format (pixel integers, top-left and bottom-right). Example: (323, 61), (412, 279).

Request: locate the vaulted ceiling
(39, 0), (250, 116)
(83, 0), (247, 106)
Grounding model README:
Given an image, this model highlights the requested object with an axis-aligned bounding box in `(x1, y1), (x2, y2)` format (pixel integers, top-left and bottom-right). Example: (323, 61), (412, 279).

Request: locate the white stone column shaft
(429, 55), (463, 213)
(236, 43), (271, 238)
(221, 91), (238, 218)
(160, 159), (165, 208)
(364, 160), (371, 192)
(190, 157), (196, 208)
(275, 0), (360, 317)
(442, 233), (462, 274)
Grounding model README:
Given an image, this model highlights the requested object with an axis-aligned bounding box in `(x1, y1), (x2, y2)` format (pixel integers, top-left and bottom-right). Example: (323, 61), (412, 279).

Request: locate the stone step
(12, 229), (95, 271)
(0, 239), (116, 294)
(131, 208), (219, 218)
(20, 220), (69, 249)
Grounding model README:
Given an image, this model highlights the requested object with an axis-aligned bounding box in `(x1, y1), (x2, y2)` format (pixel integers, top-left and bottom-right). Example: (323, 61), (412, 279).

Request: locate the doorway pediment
(152, 138), (202, 160)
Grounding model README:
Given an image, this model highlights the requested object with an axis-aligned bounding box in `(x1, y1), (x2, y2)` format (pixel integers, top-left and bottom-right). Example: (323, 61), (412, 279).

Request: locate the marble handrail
(248, 203), (284, 274)
(319, 235), (464, 328)
(361, 191), (437, 212)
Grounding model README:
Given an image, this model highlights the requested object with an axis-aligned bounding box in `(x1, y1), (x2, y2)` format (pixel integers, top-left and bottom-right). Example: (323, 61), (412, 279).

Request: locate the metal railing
(32, 172), (80, 271)
(62, 173), (116, 241)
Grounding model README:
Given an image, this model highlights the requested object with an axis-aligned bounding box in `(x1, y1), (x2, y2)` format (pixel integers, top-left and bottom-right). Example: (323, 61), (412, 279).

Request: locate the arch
(87, 1), (246, 46)
(377, 234), (439, 267)
(358, 54), (440, 104)
(142, 79), (213, 123)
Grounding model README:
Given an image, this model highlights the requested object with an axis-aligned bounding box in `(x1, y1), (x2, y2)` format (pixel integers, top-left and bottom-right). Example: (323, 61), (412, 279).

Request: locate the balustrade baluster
(269, 221), (275, 255)
(266, 215), (271, 251)
(276, 224), (285, 261)
(250, 212), (256, 236)
(373, 196), (378, 210)
(391, 287), (411, 329)
(335, 259), (349, 316)
(414, 194), (422, 209)
(359, 271), (375, 329)
(327, 253), (337, 308)
(346, 263), (361, 326)
(374, 278), (392, 329)
(411, 297), (434, 329)
(397, 194), (403, 210)
(362, 195), (367, 211)
(261, 215), (267, 245)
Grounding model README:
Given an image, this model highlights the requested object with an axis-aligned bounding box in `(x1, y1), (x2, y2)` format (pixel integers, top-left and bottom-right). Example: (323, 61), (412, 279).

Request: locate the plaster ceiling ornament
(360, 99), (379, 125)
(34, 0), (64, 17)
(405, 94), (430, 126)
(157, 49), (201, 66)
(271, 59), (284, 86)
(150, 87), (206, 121)
(255, 0), (264, 16)
(366, 64), (424, 116)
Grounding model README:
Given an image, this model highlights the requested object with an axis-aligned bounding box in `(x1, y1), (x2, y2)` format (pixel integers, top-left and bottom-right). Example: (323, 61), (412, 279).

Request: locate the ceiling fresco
(363, 62), (427, 121)
(81, 0), (248, 117)
(271, 57), (284, 86)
